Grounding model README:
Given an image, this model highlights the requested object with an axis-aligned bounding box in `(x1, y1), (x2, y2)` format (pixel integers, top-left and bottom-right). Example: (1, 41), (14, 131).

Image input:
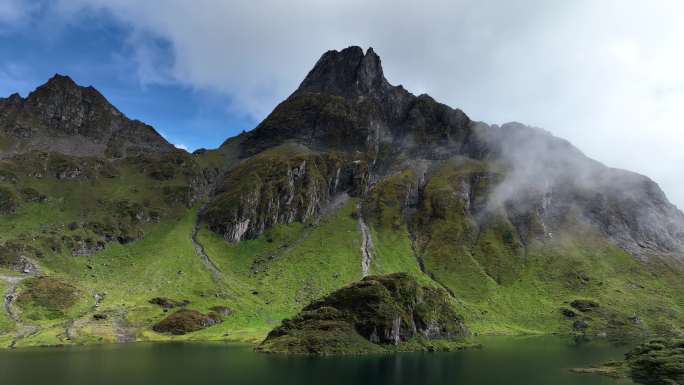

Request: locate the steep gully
(192, 204), (223, 283)
(357, 203), (374, 277)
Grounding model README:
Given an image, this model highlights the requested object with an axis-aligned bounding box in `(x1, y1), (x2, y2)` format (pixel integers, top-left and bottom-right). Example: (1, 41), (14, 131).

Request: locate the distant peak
(44, 73), (79, 89)
(295, 46), (390, 98)
(28, 73), (108, 105)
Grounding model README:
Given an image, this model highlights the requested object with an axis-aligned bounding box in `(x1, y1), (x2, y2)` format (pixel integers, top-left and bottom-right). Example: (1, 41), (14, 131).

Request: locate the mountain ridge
(0, 73), (174, 158)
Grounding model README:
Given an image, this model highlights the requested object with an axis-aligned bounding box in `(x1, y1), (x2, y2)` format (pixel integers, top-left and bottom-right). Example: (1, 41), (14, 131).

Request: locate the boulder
(570, 299), (600, 312)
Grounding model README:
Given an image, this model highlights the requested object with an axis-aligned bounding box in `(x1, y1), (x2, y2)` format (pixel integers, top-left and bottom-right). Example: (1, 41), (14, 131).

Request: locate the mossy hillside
(4, 208), (246, 347)
(625, 339), (684, 385)
(198, 198), (365, 331)
(360, 170), (437, 285)
(362, 168), (418, 230)
(0, 149), (236, 347)
(23, 200), (351, 347)
(257, 273), (469, 355)
(15, 276), (88, 321)
(152, 309), (223, 335)
(0, 150), (208, 259)
(471, 213), (525, 285)
(412, 159), (503, 300)
(6, 197), (367, 347)
(578, 339), (684, 385)
(1, 141), (684, 348)
(436, 217), (684, 336)
(362, 159), (684, 337)
(204, 143), (367, 241)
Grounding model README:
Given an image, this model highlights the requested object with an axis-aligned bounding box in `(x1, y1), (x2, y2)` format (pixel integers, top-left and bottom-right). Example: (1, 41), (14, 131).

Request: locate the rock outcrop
(257, 273), (469, 355)
(203, 144), (369, 242)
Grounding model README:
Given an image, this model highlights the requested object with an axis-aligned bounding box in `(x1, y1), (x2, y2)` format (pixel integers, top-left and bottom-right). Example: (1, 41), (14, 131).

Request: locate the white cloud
(174, 143), (188, 151)
(25, 0), (684, 208)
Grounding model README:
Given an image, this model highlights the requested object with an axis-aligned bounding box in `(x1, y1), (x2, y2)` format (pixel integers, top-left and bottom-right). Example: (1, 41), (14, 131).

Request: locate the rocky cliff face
(203, 144), (369, 242)
(206, 46), (684, 264)
(0, 74), (174, 158)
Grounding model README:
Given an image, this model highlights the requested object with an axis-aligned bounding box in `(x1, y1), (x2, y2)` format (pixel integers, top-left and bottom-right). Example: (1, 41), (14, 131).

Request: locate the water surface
(0, 337), (635, 385)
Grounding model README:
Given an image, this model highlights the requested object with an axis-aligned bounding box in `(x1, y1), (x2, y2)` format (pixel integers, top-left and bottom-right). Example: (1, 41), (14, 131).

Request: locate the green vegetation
(0, 280), (13, 333)
(197, 196), (365, 338)
(202, 143), (361, 241)
(362, 158), (684, 337)
(626, 339), (684, 384)
(16, 277), (83, 320)
(152, 309), (223, 335)
(257, 273), (469, 355)
(0, 146), (683, 352)
(575, 338), (684, 385)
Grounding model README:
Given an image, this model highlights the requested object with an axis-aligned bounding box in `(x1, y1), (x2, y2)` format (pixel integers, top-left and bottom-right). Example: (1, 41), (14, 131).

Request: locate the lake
(0, 336), (635, 385)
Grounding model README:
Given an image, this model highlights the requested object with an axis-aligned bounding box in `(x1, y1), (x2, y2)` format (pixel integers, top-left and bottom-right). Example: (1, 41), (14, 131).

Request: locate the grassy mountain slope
(1, 146), (684, 347)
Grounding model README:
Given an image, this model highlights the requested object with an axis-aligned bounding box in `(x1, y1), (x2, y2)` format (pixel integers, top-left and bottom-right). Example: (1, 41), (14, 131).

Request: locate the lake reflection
(0, 336), (635, 385)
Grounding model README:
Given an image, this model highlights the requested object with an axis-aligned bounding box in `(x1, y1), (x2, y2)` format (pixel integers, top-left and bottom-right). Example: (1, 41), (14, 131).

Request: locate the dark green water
(0, 337), (635, 385)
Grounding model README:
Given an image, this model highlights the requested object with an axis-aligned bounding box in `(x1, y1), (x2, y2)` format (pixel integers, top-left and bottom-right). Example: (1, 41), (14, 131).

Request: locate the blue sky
(0, 7), (255, 150)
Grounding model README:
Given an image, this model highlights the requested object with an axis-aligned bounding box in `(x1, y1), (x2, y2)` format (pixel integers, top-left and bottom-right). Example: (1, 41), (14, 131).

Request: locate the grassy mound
(575, 339), (684, 385)
(625, 339), (684, 385)
(152, 309), (223, 335)
(257, 273), (469, 355)
(16, 277), (82, 320)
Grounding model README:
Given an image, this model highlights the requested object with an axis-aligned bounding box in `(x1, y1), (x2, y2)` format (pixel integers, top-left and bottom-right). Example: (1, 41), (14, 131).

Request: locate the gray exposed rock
(573, 320), (590, 330)
(570, 299), (600, 313)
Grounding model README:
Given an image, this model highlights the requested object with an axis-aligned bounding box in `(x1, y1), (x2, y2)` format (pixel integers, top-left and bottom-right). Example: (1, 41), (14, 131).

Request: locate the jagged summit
(242, 46), (472, 158)
(0, 74), (174, 158)
(295, 46), (392, 98)
(23, 74), (104, 108)
(41, 73), (81, 89)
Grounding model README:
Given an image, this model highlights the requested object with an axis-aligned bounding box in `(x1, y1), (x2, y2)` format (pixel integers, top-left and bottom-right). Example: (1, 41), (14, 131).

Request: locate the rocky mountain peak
(241, 46), (471, 158)
(26, 73), (115, 114)
(42, 73), (80, 90)
(0, 74), (173, 158)
(295, 46), (391, 98)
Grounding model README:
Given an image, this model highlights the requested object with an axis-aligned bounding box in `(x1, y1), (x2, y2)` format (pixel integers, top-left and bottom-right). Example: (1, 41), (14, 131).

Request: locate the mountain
(0, 74), (173, 158)
(1, 46), (684, 349)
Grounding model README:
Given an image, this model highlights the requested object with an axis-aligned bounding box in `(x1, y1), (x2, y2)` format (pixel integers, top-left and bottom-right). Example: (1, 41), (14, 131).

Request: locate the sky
(0, 0), (683, 208)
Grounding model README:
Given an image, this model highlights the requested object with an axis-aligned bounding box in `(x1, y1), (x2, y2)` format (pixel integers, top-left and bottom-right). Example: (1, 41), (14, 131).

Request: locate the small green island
(257, 273), (473, 355)
(574, 339), (684, 385)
